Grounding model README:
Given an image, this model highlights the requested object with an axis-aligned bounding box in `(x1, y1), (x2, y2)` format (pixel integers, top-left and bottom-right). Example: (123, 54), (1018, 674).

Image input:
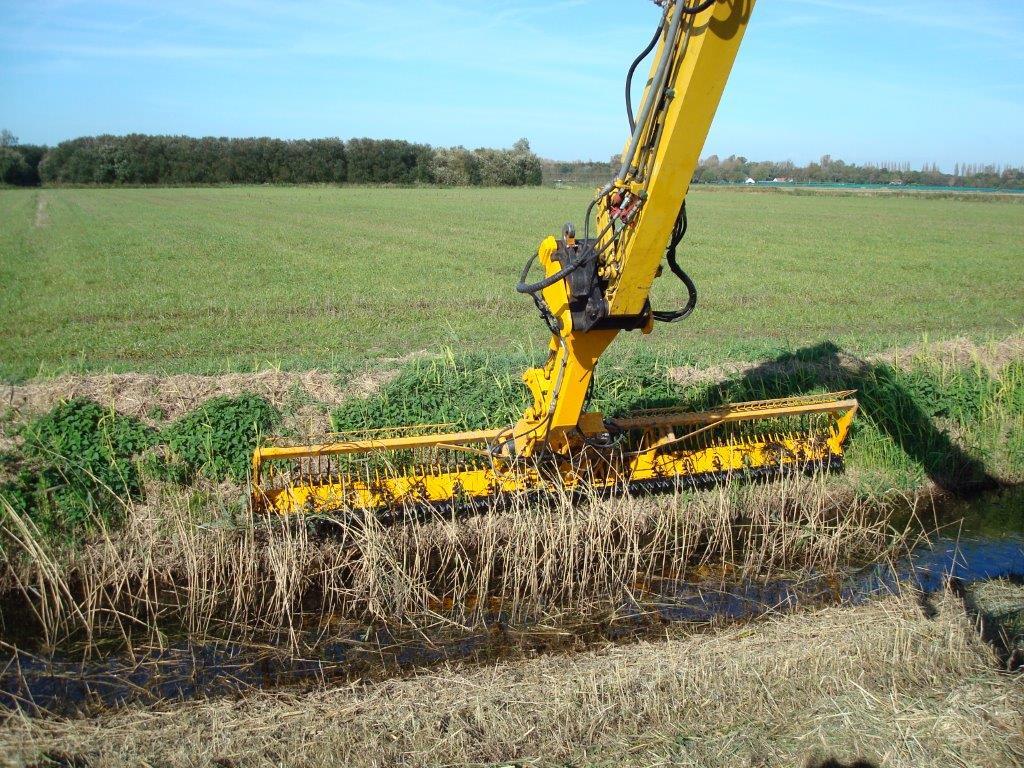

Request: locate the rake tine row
(250, 392), (857, 518)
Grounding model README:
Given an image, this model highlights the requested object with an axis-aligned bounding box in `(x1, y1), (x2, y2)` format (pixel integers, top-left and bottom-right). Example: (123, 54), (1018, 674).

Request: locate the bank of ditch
(0, 336), (1021, 639)
(0, 335), (1022, 764)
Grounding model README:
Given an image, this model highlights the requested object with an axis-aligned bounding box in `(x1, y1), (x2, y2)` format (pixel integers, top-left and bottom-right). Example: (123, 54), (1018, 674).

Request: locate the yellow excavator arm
(252, 0), (858, 516)
(513, 0), (756, 458)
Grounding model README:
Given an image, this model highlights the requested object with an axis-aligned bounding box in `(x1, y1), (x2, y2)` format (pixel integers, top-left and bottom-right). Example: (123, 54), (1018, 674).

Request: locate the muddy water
(2, 488), (1022, 718)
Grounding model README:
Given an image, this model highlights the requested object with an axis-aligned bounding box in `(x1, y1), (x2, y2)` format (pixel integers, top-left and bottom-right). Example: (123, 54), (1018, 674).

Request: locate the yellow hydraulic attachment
(252, 0), (859, 517)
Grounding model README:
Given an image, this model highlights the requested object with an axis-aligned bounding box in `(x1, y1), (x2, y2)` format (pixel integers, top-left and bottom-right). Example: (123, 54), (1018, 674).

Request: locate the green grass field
(1, 186), (1022, 380)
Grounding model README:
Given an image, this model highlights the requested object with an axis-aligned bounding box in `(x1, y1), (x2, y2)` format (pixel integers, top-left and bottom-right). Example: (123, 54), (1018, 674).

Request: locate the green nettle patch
(0, 394), (280, 541)
(162, 394), (280, 482)
(0, 399), (154, 538)
(332, 354), (529, 433)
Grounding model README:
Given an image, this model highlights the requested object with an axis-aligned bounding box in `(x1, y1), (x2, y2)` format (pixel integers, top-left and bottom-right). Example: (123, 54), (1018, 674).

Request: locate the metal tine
(256, 397), (855, 515)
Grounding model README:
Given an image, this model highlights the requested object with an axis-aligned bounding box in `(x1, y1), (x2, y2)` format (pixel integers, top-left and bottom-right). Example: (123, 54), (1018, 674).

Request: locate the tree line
(5, 130), (1021, 191)
(692, 154), (1024, 189)
(0, 130), (46, 187)
(0, 131), (542, 187)
(542, 153), (1024, 190)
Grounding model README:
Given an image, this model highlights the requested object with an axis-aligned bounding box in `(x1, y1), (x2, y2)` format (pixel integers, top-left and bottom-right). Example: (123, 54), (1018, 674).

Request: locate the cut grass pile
(2, 591), (1020, 768)
(964, 578), (1024, 670)
(1, 186), (1022, 379)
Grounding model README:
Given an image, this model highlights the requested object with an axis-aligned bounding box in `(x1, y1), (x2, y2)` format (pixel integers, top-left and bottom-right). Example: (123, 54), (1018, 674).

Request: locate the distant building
(772, 176), (794, 183)
(744, 177), (756, 184)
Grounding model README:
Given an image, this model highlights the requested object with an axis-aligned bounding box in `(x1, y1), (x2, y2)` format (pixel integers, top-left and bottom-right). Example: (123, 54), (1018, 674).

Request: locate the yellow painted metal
(614, 392), (858, 430)
(604, 0), (756, 317)
(253, 426), (503, 477)
(258, 463), (540, 517)
(513, 0), (757, 461)
(252, 393), (857, 515)
(514, 236), (618, 456)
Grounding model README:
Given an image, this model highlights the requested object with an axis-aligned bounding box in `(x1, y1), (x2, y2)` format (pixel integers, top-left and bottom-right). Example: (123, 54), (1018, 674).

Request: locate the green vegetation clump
(1, 394), (279, 541)
(163, 394), (279, 482)
(0, 399), (153, 538)
(708, 356), (1022, 490)
(333, 354), (529, 433)
(588, 351), (681, 417)
(846, 362), (1023, 489)
(329, 349), (700, 436)
(332, 350), (731, 435)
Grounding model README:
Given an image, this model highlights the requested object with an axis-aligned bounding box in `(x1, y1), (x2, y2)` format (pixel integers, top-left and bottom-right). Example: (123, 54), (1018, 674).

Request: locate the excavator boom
(252, 0), (859, 517)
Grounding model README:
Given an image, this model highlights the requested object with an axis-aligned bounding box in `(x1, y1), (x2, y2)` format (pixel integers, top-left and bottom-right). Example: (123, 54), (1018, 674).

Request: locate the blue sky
(1, 0), (1022, 170)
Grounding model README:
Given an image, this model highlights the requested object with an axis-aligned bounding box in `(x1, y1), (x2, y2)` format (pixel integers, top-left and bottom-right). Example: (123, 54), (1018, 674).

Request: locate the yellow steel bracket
(515, 0), (756, 457)
(514, 236), (616, 457)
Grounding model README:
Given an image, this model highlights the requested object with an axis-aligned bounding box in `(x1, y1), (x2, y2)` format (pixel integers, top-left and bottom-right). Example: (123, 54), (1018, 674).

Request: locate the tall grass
(4, 341), (1018, 647)
(334, 344), (1024, 491)
(0, 471), (909, 647)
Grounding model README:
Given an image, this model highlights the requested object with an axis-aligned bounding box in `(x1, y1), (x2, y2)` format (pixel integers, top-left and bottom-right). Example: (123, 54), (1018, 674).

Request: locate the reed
(10, 336), (1018, 649)
(1, 470), (910, 647)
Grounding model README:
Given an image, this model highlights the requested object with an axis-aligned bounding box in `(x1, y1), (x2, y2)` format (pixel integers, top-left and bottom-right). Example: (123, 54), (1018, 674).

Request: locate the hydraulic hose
(523, 0), (713, 312)
(652, 201), (698, 323)
(615, 0), (686, 183)
(626, 20), (664, 133)
(516, 246), (595, 295)
(620, 0), (716, 180)
(678, 0), (716, 13)
(653, 253), (697, 322)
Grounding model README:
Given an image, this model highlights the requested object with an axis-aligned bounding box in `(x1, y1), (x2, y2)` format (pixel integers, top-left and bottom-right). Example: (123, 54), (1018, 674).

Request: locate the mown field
(1, 186), (1022, 380)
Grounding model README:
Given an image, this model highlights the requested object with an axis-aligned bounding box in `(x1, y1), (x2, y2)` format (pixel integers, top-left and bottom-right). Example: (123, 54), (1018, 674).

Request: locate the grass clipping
(1, 591), (1021, 767)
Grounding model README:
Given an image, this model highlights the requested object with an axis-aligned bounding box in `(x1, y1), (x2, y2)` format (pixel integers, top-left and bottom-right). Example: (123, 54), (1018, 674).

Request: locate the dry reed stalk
(1, 471), (911, 646)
